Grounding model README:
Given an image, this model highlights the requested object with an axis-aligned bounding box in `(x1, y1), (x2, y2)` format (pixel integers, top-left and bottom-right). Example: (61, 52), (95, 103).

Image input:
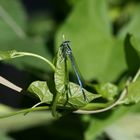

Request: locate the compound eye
(61, 41), (70, 47)
(64, 40), (70, 45)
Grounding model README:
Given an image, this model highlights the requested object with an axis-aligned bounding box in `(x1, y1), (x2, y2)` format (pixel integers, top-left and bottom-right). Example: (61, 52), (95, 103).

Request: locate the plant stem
(0, 51), (55, 92)
(0, 106), (49, 119)
(74, 67), (140, 114)
(132, 68), (140, 82)
(51, 92), (60, 118)
(17, 52), (56, 71)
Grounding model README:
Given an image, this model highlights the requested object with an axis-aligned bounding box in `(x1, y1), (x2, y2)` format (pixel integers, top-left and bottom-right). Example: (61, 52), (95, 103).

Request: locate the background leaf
(1, 0), (140, 139)
(131, 35), (140, 58)
(94, 82), (118, 101)
(55, 0), (127, 82)
(0, 104), (54, 133)
(118, 5), (140, 39)
(122, 80), (140, 104)
(0, 0), (26, 41)
(0, 0), (52, 72)
(105, 114), (140, 140)
(0, 133), (14, 140)
(0, 38), (52, 71)
(84, 103), (140, 140)
(124, 34), (140, 74)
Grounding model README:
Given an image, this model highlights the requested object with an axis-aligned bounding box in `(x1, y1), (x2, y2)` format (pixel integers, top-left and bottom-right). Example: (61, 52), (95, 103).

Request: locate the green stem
(74, 67), (140, 114)
(51, 92), (60, 118)
(31, 102), (45, 108)
(0, 106), (49, 119)
(24, 101), (46, 115)
(132, 68), (140, 82)
(16, 52), (56, 71)
(80, 102), (113, 110)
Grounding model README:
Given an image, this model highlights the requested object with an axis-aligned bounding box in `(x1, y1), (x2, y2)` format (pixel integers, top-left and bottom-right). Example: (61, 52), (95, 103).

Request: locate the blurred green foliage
(0, 0), (140, 140)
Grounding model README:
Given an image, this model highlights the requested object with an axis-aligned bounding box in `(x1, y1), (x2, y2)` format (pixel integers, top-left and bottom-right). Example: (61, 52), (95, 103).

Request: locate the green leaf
(122, 80), (140, 104)
(54, 44), (66, 94)
(118, 5), (140, 39)
(131, 35), (140, 58)
(0, 0), (26, 41)
(84, 103), (140, 140)
(105, 114), (140, 140)
(124, 34), (140, 74)
(0, 0), (53, 72)
(67, 0), (80, 5)
(57, 82), (101, 108)
(0, 104), (14, 115)
(0, 133), (14, 140)
(27, 81), (53, 103)
(27, 14), (55, 38)
(56, 0), (126, 82)
(54, 44), (100, 108)
(94, 83), (118, 101)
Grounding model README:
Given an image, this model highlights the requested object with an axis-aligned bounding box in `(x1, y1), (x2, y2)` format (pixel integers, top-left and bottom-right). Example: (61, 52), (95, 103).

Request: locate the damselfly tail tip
(62, 34), (66, 41)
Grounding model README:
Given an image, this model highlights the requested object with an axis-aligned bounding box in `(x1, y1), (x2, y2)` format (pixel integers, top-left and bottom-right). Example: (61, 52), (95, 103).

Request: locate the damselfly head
(62, 34), (70, 46)
(61, 40), (70, 46)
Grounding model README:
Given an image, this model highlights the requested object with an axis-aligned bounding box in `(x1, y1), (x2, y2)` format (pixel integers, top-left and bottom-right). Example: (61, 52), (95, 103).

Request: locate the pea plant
(1, 0), (140, 139)
(0, 34), (140, 119)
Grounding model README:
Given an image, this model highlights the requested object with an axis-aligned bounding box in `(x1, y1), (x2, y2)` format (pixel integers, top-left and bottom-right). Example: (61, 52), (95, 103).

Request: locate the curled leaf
(54, 42), (100, 108)
(54, 45), (66, 94)
(95, 83), (118, 101)
(27, 81), (53, 103)
(57, 82), (101, 108)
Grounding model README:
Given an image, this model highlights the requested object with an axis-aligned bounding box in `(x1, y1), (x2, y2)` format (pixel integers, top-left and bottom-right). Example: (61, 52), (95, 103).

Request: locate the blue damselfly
(60, 39), (87, 101)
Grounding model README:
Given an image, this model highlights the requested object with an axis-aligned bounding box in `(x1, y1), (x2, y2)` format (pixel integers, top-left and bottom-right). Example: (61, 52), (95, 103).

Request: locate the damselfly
(60, 38), (87, 101)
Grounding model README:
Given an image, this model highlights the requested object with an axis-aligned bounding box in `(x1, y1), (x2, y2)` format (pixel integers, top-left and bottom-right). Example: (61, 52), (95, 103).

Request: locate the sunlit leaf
(27, 81), (53, 103)
(94, 83), (118, 101)
(57, 82), (101, 108)
(122, 80), (140, 104)
(54, 44), (65, 94)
